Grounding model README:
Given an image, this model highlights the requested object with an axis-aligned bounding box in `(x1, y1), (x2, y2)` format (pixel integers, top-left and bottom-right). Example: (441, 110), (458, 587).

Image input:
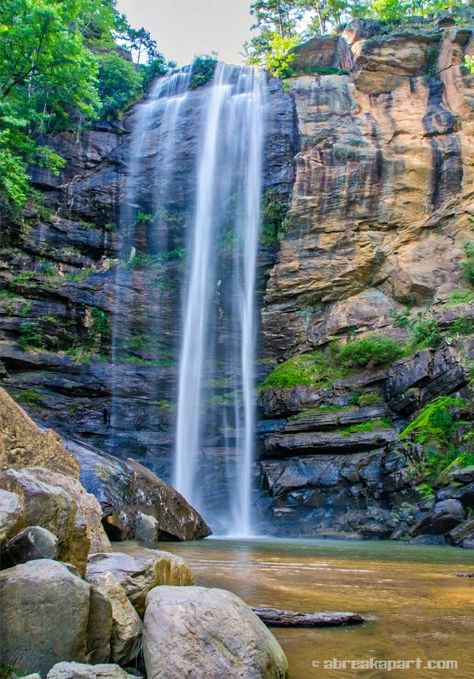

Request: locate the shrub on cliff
(336, 335), (404, 369)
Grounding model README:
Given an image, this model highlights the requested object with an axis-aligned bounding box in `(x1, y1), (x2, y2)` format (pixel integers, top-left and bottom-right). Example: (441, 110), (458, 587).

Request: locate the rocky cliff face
(0, 13), (473, 543)
(256, 12), (474, 545)
(263, 17), (473, 356)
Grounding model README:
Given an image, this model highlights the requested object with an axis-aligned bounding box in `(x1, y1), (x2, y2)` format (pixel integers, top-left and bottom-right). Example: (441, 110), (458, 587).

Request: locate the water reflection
(127, 538), (474, 679)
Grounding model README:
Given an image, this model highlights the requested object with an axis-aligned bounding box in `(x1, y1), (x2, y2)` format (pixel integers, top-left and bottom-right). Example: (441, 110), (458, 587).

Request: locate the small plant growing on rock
(336, 336), (404, 369)
(461, 241), (474, 286)
(260, 190), (289, 246)
(411, 318), (442, 349)
(190, 55), (218, 89)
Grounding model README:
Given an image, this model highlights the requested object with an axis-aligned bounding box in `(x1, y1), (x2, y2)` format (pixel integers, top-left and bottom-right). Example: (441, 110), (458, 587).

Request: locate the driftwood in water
(252, 607), (364, 628)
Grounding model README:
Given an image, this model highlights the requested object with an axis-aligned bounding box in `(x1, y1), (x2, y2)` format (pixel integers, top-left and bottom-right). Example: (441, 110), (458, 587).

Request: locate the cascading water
(174, 64), (265, 537)
(114, 62), (266, 536)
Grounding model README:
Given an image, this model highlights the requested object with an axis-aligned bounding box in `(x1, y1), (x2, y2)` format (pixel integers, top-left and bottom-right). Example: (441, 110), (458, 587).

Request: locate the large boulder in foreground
(0, 467), (110, 574)
(66, 439), (211, 542)
(0, 387), (79, 478)
(87, 549), (194, 616)
(143, 586), (289, 679)
(0, 560), (91, 675)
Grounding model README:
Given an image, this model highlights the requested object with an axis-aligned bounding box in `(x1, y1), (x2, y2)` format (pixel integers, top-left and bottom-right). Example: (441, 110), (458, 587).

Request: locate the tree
(264, 33), (299, 76)
(97, 51), (143, 120)
(0, 0), (170, 211)
(246, 0), (301, 63)
(297, 0), (350, 34)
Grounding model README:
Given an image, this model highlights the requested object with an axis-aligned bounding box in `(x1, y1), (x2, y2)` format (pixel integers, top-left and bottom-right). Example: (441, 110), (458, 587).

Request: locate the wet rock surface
(67, 439), (211, 541)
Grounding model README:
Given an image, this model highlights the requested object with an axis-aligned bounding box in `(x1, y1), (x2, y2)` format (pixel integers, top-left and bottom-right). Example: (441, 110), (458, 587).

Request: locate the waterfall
(115, 63), (266, 536)
(174, 65), (265, 536)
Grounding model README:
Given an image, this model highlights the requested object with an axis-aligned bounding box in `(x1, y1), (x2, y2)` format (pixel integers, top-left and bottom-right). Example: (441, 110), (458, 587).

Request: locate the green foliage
(400, 396), (466, 444)
(423, 45), (439, 80)
(464, 55), (474, 75)
(0, 0), (170, 210)
(309, 65), (348, 75)
(260, 189), (288, 245)
(126, 248), (186, 269)
(390, 306), (412, 328)
(260, 349), (345, 389)
(411, 318), (442, 348)
(414, 450), (474, 495)
(87, 306), (108, 345)
(447, 316), (474, 337)
(461, 241), (474, 286)
(358, 391), (383, 406)
(98, 51), (143, 120)
(190, 55), (217, 89)
(336, 335), (404, 369)
(264, 33), (299, 77)
(247, 0), (465, 69)
(341, 417), (391, 435)
(444, 289), (474, 306)
(16, 388), (43, 407)
(402, 395), (473, 494)
(0, 664), (28, 678)
(18, 321), (46, 350)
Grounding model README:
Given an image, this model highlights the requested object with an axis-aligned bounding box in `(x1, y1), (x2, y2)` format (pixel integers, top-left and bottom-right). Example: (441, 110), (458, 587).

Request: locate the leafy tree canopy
(246, 0), (470, 67)
(0, 0), (171, 212)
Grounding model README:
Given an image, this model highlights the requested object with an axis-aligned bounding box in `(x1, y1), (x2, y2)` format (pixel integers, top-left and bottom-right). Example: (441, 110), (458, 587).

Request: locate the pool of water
(126, 538), (474, 679)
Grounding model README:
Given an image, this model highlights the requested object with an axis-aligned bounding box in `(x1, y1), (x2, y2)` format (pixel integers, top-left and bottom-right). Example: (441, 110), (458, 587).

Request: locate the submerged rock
(143, 586), (288, 679)
(252, 607), (364, 627)
(67, 439), (211, 541)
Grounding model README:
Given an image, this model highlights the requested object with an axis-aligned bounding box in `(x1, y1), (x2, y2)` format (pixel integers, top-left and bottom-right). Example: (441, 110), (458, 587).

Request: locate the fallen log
(252, 607), (364, 628)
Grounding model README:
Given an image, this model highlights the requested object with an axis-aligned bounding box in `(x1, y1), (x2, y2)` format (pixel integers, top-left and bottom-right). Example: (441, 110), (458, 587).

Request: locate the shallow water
(127, 538), (474, 679)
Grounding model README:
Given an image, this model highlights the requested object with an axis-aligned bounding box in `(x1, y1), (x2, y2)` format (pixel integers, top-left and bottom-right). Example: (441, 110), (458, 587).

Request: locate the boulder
(85, 571), (142, 666)
(0, 488), (23, 543)
(134, 512), (159, 544)
(143, 586), (288, 679)
(67, 439), (211, 541)
(429, 499), (465, 534)
(1, 525), (58, 566)
(0, 387), (79, 478)
(0, 559), (91, 675)
(436, 482), (474, 507)
(47, 662), (138, 679)
(448, 519), (474, 549)
(449, 466), (474, 485)
(86, 583), (113, 664)
(87, 549), (194, 617)
(0, 467), (110, 575)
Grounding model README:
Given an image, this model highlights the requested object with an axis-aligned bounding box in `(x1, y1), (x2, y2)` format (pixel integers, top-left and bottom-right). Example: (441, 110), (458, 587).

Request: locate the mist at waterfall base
(113, 63), (266, 537)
